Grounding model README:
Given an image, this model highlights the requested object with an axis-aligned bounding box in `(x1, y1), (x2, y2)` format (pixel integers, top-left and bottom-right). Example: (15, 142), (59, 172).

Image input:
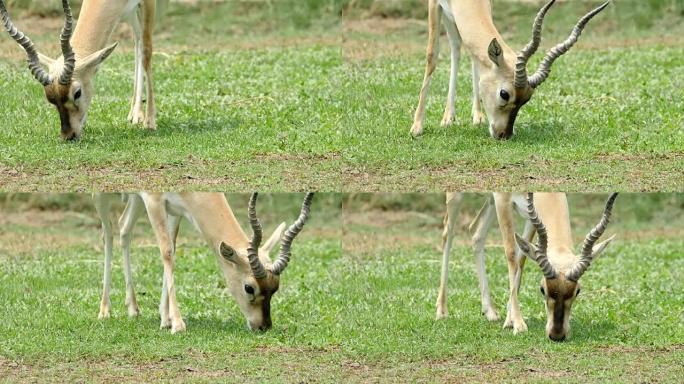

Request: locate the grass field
(1, 193), (683, 382)
(341, 193), (684, 381)
(340, 1), (684, 191)
(0, 1), (343, 191)
(1, 1), (683, 191)
(0, 193), (346, 382)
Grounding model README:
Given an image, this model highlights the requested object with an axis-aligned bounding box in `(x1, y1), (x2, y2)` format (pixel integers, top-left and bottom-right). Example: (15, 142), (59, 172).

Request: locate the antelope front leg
(440, 16), (462, 127)
(436, 192), (463, 320)
(127, 7), (145, 124)
(94, 195), (114, 319)
(142, 0), (157, 130)
(471, 196), (499, 321)
(159, 214), (181, 329)
(145, 200), (185, 333)
(410, 0), (442, 137)
(494, 193), (527, 334)
(119, 195), (145, 317)
(471, 63), (485, 125)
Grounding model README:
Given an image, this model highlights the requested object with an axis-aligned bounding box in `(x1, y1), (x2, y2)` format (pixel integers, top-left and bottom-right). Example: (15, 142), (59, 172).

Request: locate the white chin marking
(489, 124), (496, 138)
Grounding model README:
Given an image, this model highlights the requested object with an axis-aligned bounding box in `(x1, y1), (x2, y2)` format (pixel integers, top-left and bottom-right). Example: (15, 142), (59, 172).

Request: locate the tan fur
(30, 0), (158, 139)
(411, 0), (537, 139)
(439, 193), (612, 341)
(94, 193), (288, 334)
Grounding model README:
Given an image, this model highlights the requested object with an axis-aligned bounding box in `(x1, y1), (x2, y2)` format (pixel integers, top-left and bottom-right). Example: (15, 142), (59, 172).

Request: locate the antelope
(93, 192), (314, 334)
(437, 192), (617, 341)
(410, 0), (610, 139)
(0, 0), (161, 140)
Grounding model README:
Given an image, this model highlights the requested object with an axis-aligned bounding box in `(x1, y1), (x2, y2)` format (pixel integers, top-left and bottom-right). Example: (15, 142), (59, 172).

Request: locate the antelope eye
(74, 89), (82, 100)
(540, 286), (545, 295)
(244, 284), (255, 295)
(499, 89), (510, 101)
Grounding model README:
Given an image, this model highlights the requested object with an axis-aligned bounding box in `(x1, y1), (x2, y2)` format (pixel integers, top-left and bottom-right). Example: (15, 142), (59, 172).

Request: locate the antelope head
(218, 193), (314, 331)
(481, 0), (610, 139)
(515, 193), (617, 341)
(1, 0), (117, 140)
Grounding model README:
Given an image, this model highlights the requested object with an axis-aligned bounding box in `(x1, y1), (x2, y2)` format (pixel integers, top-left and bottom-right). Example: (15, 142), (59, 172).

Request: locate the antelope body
(438, 192), (617, 340)
(411, 0), (610, 139)
(1, 0), (161, 140)
(93, 192), (314, 334)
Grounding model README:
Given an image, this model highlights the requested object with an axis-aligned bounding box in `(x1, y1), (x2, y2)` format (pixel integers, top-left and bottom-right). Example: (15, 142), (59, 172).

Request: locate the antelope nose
(63, 132), (77, 141)
(549, 333), (566, 342)
(496, 130), (512, 140)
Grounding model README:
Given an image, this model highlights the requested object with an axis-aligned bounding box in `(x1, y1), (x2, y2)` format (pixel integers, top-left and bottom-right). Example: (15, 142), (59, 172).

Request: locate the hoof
(171, 319), (186, 334)
(440, 113), (455, 127)
(483, 307), (500, 322)
(410, 122), (424, 137)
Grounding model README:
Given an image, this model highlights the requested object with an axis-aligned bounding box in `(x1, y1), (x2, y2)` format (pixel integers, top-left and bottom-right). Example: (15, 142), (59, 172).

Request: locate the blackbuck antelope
(438, 192), (617, 341)
(1, 0), (162, 140)
(411, 0), (610, 139)
(93, 192), (314, 334)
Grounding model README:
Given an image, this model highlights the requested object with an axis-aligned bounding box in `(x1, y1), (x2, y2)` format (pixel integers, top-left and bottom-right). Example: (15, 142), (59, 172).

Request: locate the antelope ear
(220, 242), (238, 263)
(515, 233), (537, 260)
(77, 42), (118, 72)
(38, 53), (56, 67)
(261, 222), (286, 255)
(487, 38), (504, 67)
(591, 234), (616, 259)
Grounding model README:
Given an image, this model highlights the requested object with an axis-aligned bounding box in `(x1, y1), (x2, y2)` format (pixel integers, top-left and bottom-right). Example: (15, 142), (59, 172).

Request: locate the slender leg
(471, 62), (485, 124)
(440, 15), (462, 127)
(142, 0), (157, 130)
(159, 272), (170, 329)
(118, 195), (144, 317)
(471, 196), (499, 321)
(94, 194), (114, 319)
(143, 196), (185, 333)
(494, 193), (528, 334)
(159, 213), (181, 328)
(436, 192), (463, 320)
(410, 0), (442, 137)
(127, 7), (145, 124)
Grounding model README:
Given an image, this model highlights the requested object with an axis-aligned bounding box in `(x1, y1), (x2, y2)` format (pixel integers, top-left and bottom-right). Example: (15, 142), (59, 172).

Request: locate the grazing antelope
(93, 192), (314, 334)
(411, 0), (610, 139)
(0, 0), (161, 140)
(438, 192), (617, 341)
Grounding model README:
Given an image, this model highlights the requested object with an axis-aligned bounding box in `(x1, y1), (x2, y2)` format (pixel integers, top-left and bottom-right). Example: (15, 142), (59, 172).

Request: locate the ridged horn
(271, 193), (314, 275)
(514, 0), (556, 89)
(566, 193), (618, 281)
(526, 193), (558, 280)
(528, 1), (610, 88)
(0, 0), (52, 86)
(247, 193), (267, 280)
(58, 0), (76, 85)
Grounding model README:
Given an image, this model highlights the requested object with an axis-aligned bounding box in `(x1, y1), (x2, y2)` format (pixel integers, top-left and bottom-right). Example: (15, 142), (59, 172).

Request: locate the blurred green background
(0, 192), (342, 226)
(344, 193), (684, 238)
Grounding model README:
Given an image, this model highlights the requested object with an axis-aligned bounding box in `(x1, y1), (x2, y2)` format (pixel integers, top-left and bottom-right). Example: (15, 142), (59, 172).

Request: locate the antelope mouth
(61, 131), (80, 141)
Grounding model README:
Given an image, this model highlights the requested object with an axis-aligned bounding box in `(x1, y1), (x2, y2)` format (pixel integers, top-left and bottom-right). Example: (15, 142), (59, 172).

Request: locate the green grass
(339, 193), (684, 381)
(0, 1), (344, 191)
(0, 193), (345, 382)
(339, 1), (684, 191)
(1, 193), (683, 382)
(1, 1), (683, 191)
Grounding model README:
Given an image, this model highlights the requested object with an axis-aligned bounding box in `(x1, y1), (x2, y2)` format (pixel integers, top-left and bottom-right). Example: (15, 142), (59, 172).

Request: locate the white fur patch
(439, 0), (456, 23)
